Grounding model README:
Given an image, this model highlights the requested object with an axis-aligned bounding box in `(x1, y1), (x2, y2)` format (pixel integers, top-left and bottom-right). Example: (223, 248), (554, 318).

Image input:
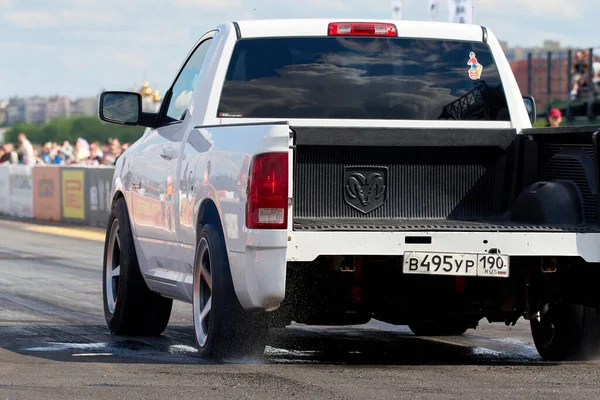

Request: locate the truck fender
(510, 180), (584, 225)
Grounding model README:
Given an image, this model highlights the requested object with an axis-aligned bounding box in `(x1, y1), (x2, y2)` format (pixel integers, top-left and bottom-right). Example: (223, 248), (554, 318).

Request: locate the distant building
(510, 58), (569, 108)
(501, 40), (568, 62)
(3, 95), (98, 126)
(7, 96), (48, 124)
(24, 97), (48, 123)
(502, 39), (583, 109)
(71, 97), (98, 117)
(2, 80), (158, 127)
(6, 98), (26, 126)
(47, 96), (71, 121)
(0, 101), (7, 126)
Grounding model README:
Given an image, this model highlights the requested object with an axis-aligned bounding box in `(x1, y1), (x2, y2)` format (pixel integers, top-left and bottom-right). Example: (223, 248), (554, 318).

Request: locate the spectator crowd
(0, 133), (129, 167)
(570, 49), (600, 100)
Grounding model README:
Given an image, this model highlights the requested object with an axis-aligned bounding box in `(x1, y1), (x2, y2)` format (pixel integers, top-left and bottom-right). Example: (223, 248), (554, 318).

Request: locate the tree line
(4, 116), (146, 145)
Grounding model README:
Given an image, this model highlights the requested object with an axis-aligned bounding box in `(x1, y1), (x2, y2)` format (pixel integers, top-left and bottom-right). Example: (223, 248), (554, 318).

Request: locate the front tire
(193, 223), (269, 360)
(103, 197), (173, 336)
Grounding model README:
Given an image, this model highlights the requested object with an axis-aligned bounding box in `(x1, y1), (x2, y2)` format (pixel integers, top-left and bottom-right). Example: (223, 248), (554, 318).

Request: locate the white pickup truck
(99, 19), (600, 361)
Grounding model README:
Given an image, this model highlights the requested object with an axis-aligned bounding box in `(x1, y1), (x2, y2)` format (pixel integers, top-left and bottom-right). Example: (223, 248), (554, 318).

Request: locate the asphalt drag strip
(1, 219), (600, 399)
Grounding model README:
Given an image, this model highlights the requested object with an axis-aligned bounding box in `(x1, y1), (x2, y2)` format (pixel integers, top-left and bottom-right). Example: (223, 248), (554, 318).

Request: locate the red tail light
(246, 152), (288, 229)
(328, 22), (398, 37)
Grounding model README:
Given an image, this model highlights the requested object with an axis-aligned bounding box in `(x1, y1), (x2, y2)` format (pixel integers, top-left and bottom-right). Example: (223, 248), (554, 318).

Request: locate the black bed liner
(522, 126), (600, 135)
(291, 126), (600, 233)
(292, 126), (517, 148)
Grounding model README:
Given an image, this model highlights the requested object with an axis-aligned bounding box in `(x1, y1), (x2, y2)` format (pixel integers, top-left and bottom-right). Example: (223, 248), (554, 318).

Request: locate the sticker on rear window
(219, 112), (243, 118)
(467, 52), (483, 80)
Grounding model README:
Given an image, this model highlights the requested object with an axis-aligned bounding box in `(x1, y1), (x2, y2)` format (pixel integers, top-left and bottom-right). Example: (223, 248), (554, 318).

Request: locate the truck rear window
(217, 37), (510, 121)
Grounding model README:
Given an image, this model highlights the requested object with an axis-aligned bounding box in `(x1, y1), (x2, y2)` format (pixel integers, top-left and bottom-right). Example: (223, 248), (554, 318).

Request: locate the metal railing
(518, 47), (600, 122)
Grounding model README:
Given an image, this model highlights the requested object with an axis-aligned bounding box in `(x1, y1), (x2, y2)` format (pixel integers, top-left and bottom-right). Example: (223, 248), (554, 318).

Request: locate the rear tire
(530, 301), (600, 361)
(102, 197), (173, 336)
(408, 320), (469, 336)
(193, 223), (269, 360)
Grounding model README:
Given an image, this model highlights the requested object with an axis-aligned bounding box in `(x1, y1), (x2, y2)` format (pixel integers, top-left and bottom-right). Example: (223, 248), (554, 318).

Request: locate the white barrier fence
(9, 165), (33, 218)
(0, 166), (8, 215)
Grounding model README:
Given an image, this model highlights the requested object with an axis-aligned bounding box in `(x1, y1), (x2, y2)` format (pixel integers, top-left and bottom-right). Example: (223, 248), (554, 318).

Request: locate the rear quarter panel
(176, 123), (291, 305)
(179, 122), (290, 248)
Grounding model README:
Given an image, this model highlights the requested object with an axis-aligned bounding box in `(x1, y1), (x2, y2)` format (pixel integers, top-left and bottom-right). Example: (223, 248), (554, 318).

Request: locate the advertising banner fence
(86, 168), (114, 227)
(9, 165), (33, 218)
(0, 165), (117, 229)
(0, 166), (9, 214)
(61, 168), (86, 222)
(33, 166), (61, 221)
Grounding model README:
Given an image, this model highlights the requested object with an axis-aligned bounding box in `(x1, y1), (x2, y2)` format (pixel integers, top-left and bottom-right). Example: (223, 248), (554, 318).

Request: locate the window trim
(216, 36), (509, 122)
(156, 30), (218, 127)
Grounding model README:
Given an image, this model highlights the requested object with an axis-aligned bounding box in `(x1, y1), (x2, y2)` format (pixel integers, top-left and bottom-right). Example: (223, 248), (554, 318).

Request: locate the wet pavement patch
(6, 323), (546, 366)
(168, 344), (198, 354)
(22, 342), (108, 352)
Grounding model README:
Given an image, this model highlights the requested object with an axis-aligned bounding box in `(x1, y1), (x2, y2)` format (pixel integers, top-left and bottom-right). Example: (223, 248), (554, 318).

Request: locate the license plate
(402, 251), (509, 278)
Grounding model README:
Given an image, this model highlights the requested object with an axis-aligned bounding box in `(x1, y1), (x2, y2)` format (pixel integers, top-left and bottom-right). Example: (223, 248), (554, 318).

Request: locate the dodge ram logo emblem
(344, 167), (388, 214)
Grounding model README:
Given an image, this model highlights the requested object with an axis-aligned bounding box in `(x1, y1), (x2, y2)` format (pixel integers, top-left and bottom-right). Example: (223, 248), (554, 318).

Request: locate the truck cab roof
(233, 19), (490, 43)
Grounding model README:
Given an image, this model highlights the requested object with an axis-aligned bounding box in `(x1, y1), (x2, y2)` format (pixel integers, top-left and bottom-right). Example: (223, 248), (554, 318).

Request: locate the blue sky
(0, 0), (597, 98)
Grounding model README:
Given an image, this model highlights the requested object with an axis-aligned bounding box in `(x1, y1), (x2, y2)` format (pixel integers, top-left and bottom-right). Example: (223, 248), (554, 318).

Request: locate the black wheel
(193, 223), (269, 360)
(103, 197), (173, 336)
(408, 320), (469, 336)
(530, 300), (600, 361)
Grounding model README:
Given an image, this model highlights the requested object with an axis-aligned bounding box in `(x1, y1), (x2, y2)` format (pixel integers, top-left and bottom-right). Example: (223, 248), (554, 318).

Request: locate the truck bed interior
(291, 126), (600, 233)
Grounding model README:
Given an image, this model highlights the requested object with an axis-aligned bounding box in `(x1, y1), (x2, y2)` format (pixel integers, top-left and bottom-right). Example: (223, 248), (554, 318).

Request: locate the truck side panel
(174, 122), (291, 307)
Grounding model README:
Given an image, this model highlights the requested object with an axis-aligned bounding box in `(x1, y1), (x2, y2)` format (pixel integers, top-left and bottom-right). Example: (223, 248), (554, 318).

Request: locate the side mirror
(523, 96), (536, 124)
(99, 91), (142, 125)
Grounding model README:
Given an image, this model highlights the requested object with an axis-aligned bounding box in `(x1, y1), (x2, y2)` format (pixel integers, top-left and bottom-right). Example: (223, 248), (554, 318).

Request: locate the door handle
(160, 147), (179, 161)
